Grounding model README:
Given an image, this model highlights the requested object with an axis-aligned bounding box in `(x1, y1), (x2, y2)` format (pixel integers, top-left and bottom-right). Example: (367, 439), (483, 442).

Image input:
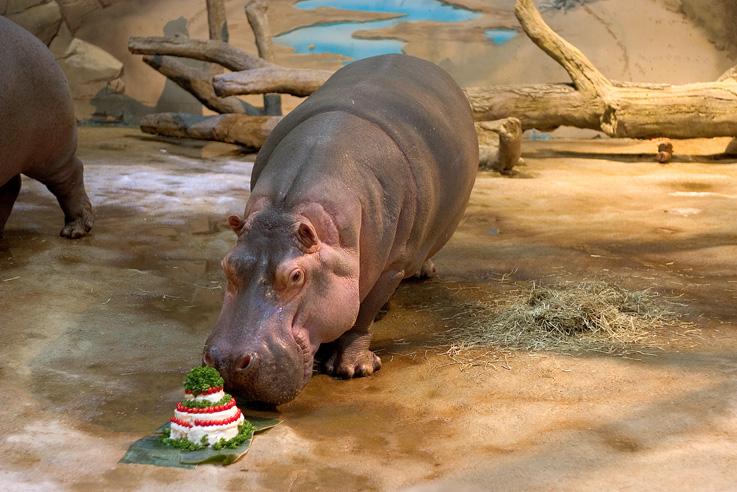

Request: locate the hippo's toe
(323, 348), (382, 379)
(60, 206), (94, 239)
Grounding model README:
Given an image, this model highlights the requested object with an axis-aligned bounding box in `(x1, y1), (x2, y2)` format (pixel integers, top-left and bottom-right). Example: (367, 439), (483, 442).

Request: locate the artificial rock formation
(3, 0), (125, 117)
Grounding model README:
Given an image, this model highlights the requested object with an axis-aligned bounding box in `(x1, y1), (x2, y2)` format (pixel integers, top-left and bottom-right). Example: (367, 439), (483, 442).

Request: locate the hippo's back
(0, 17), (77, 184)
(253, 54), (477, 197)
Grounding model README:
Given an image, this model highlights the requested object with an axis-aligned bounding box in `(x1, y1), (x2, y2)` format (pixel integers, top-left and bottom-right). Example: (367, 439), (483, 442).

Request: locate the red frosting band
(184, 386), (223, 396)
(176, 398), (237, 414)
(192, 408), (242, 428)
(170, 417), (193, 428)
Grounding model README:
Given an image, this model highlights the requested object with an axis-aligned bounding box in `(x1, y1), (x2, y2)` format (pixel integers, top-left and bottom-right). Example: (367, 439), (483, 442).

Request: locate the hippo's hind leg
(321, 269), (404, 379)
(0, 175), (22, 238)
(44, 155), (94, 239)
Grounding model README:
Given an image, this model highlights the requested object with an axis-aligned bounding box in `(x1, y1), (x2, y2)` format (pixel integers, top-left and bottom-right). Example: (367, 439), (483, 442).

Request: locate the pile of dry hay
(435, 280), (683, 363)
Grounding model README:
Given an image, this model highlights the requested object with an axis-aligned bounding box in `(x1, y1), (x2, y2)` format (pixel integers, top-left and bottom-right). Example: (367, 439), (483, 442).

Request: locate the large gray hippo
(0, 17), (93, 238)
(204, 54), (478, 405)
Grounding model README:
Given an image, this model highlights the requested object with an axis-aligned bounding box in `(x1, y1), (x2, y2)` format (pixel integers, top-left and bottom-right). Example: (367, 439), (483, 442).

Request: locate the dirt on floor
(1, 128), (736, 490)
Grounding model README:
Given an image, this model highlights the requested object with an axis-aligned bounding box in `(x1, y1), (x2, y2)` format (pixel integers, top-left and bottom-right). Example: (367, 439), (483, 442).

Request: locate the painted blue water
(275, 18), (405, 60)
(295, 0), (480, 23)
(275, 0), (516, 61)
(486, 28), (517, 45)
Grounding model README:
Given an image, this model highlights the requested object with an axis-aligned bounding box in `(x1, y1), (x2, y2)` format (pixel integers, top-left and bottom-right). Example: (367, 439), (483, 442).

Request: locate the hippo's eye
(289, 268), (305, 287)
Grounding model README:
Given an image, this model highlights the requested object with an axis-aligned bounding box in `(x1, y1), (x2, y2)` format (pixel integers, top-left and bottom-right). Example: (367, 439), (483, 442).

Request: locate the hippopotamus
(204, 54), (478, 405)
(0, 17), (93, 238)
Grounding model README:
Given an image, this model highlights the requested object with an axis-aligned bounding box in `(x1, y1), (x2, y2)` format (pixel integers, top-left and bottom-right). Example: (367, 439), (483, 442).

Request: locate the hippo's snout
(203, 339), (308, 406)
(203, 346), (258, 376)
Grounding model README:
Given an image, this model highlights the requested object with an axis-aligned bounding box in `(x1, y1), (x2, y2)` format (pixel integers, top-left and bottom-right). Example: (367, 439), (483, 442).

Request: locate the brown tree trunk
(206, 0), (229, 42)
(245, 0), (281, 115)
(140, 113), (281, 149)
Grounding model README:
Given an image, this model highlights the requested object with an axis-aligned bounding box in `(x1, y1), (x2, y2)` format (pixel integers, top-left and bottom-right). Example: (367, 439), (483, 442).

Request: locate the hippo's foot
(416, 258), (437, 280)
(323, 348), (381, 379)
(60, 203), (94, 239)
(321, 331), (382, 379)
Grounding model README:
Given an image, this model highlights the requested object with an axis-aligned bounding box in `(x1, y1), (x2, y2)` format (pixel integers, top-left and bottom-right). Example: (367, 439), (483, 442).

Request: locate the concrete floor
(1, 128), (736, 490)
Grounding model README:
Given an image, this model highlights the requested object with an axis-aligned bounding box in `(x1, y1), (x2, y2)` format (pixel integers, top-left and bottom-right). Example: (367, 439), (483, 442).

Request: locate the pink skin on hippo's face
(203, 209), (360, 405)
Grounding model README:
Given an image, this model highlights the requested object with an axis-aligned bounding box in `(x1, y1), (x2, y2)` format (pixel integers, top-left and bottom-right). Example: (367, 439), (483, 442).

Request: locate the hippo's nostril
(236, 353), (256, 372)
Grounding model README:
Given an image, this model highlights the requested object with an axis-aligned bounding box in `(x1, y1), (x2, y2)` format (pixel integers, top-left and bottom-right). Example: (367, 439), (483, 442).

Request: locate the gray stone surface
(5, 0), (46, 15)
(6, 1), (61, 44)
(59, 37), (124, 99)
(56, 0), (99, 32)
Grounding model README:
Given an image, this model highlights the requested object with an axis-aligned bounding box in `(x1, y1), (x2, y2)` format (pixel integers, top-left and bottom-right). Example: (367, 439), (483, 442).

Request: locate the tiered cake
(169, 367), (245, 447)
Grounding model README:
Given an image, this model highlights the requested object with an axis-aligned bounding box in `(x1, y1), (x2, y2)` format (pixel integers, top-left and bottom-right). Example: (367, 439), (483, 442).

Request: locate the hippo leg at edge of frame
(322, 269), (405, 379)
(43, 156), (94, 239)
(0, 175), (22, 238)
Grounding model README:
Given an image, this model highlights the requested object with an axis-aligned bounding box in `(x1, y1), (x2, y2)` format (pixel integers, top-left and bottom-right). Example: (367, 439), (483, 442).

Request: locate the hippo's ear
(296, 222), (319, 252)
(228, 215), (245, 235)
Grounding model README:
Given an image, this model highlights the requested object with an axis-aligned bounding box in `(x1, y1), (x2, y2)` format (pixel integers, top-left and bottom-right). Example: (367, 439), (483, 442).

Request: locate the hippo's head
(203, 206), (360, 405)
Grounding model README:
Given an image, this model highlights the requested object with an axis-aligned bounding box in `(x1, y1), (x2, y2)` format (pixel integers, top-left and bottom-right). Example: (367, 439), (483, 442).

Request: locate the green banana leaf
(120, 416), (281, 468)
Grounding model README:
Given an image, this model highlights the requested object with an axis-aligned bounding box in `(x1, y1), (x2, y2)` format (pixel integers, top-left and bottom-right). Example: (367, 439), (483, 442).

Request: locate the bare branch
(245, 0), (281, 115)
(140, 113), (282, 149)
(128, 36), (268, 71)
(214, 66), (333, 97)
(142, 55), (258, 115)
(515, 0), (611, 96)
(206, 0), (229, 42)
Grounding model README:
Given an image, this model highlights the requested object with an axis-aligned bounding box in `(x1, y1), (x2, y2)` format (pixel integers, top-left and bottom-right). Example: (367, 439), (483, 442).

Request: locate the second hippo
(0, 17), (93, 239)
(204, 54), (478, 405)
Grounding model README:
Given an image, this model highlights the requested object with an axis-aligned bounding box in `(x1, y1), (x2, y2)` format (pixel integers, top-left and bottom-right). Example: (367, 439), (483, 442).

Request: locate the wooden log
(140, 113), (282, 149)
(245, 0), (280, 115)
(476, 118), (523, 174)
(128, 36), (268, 71)
(214, 66), (333, 97)
(206, 0), (229, 42)
(142, 55), (259, 115)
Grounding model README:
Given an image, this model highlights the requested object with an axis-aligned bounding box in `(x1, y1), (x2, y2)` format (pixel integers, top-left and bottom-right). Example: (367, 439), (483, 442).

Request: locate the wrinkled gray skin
(204, 55), (478, 405)
(0, 17), (93, 238)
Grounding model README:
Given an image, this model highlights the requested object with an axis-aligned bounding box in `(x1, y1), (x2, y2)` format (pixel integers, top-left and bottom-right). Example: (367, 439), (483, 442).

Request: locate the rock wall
(678, 0), (737, 54)
(2, 0), (125, 121)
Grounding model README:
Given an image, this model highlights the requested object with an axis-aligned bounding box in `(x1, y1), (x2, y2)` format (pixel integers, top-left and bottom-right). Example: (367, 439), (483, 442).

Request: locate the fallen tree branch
(142, 55), (258, 115)
(140, 113), (281, 149)
(129, 36), (268, 72)
(477, 118), (523, 173)
(245, 0), (281, 115)
(214, 66), (333, 97)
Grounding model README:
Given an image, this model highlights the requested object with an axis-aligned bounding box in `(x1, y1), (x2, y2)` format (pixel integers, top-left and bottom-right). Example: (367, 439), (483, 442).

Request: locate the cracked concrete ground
(0, 128), (736, 490)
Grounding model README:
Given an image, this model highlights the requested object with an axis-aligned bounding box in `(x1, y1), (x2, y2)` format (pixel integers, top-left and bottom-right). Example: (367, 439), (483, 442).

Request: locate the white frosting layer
(188, 415), (244, 444)
(169, 415), (244, 445)
(183, 390), (225, 403)
(174, 404), (239, 425)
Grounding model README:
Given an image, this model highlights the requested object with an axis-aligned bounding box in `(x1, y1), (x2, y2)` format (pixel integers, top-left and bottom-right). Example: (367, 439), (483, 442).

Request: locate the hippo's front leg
(322, 269), (405, 379)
